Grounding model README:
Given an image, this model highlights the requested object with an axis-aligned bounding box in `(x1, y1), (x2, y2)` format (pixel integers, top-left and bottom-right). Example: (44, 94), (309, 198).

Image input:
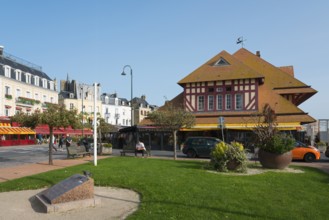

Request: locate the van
(182, 137), (222, 158)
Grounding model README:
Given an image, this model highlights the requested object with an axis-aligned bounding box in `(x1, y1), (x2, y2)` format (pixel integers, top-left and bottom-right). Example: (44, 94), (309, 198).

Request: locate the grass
(1, 157), (329, 219)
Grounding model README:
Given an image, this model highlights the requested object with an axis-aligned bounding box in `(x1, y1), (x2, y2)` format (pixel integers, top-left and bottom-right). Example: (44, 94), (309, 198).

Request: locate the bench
(120, 148), (149, 157)
(66, 144), (91, 158)
(120, 149), (136, 156)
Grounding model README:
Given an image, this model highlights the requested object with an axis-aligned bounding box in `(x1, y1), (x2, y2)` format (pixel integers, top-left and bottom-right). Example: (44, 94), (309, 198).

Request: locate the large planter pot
(258, 149), (292, 169)
(102, 147), (112, 155)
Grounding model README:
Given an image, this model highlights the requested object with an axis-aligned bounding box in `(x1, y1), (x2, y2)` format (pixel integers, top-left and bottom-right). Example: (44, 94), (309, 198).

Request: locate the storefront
(0, 123), (36, 147)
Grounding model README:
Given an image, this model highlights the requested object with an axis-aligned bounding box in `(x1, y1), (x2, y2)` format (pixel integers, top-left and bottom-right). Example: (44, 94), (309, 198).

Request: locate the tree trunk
(48, 126), (54, 165)
(173, 130), (177, 160)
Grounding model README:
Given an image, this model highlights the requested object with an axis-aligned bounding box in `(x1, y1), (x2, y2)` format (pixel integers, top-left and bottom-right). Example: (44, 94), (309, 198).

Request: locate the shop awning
(0, 127), (36, 135)
(180, 122), (302, 131)
(35, 125), (93, 136)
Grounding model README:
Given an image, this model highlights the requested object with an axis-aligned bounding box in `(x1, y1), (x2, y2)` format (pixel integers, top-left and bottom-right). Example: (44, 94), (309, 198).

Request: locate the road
(0, 144), (186, 168)
(0, 144), (328, 168)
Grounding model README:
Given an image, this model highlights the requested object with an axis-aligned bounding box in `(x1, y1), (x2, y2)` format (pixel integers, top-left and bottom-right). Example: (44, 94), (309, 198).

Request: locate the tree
(11, 104), (80, 165)
(147, 103), (195, 160)
(96, 116), (118, 155)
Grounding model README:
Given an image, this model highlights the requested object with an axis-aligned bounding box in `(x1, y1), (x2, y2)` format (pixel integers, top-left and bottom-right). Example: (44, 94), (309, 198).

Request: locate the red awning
(35, 125), (93, 136)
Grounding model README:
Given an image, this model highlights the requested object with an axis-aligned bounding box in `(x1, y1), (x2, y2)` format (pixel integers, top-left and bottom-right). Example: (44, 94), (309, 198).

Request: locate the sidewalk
(0, 155), (110, 183)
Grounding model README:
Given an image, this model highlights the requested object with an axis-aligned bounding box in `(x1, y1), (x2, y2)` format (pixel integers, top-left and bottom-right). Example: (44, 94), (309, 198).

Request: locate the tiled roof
(233, 48), (315, 90)
(177, 50), (264, 85)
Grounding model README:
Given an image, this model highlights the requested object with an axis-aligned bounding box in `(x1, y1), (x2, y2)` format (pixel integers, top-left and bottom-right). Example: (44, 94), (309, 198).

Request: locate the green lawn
(1, 157), (328, 220)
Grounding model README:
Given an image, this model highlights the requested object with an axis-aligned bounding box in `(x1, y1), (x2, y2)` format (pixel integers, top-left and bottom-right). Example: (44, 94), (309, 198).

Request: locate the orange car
(292, 141), (321, 162)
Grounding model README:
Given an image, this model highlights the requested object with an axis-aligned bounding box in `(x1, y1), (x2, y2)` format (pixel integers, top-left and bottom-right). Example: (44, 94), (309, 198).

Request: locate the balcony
(16, 96), (40, 107)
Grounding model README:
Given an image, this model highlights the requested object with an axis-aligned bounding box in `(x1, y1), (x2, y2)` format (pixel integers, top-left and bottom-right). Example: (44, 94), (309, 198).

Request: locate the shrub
(103, 143), (112, 148)
(209, 141), (248, 173)
(260, 133), (295, 154)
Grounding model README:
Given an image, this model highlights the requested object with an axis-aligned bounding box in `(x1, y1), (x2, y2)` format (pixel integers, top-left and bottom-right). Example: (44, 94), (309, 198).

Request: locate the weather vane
(236, 36), (246, 48)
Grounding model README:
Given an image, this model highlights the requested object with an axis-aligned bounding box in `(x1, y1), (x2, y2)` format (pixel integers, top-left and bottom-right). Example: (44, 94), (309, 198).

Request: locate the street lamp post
(121, 65), (134, 126)
(93, 83), (100, 166)
(81, 86), (84, 137)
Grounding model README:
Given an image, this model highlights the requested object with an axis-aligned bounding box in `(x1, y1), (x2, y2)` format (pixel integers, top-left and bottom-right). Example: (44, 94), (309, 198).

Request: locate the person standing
(66, 134), (72, 147)
(58, 135), (64, 150)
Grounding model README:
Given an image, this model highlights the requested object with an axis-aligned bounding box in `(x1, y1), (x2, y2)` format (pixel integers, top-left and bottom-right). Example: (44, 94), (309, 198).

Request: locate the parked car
(182, 136), (222, 158)
(291, 141), (321, 162)
(325, 146), (329, 158)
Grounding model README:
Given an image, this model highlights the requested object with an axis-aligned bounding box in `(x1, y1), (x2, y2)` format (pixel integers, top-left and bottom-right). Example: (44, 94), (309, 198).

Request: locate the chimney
(0, 46), (3, 56)
(256, 51), (261, 57)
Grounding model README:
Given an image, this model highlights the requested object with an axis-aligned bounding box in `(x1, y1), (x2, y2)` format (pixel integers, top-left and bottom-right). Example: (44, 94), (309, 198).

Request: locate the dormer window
(4, 65), (11, 77)
(42, 78), (47, 88)
(214, 57), (230, 66)
(25, 73), (31, 84)
(34, 76), (40, 86)
(15, 69), (22, 81)
(49, 81), (54, 90)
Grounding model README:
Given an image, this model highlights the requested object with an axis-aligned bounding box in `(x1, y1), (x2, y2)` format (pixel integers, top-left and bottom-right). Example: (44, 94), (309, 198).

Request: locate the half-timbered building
(170, 48), (317, 145)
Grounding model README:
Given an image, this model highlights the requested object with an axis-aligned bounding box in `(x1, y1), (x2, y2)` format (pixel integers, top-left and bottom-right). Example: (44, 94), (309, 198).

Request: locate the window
(214, 57), (230, 66)
(5, 108), (10, 116)
(50, 97), (54, 103)
(208, 87), (214, 92)
(15, 70), (22, 81)
(16, 89), (21, 97)
(225, 86), (232, 92)
(35, 93), (39, 100)
(225, 94), (232, 110)
(69, 103), (74, 110)
(217, 94), (223, 110)
(26, 91), (31, 98)
(25, 73), (31, 84)
(49, 81), (54, 90)
(216, 87), (223, 92)
(197, 96), (205, 111)
(235, 94), (243, 110)
(34, 76), (39, 86)
(208, 95), (214, 111)
(42, 79), (47, 88)
(4, 65), (11, 77)
(5, 86), (10, 95)
(43, 95), (47, 102)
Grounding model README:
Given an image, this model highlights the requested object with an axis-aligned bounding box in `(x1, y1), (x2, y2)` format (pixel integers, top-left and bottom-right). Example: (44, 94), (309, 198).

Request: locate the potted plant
(210, 141), (248, 173)
(253, 104), (295, 169)
(101, 143), (112, 155)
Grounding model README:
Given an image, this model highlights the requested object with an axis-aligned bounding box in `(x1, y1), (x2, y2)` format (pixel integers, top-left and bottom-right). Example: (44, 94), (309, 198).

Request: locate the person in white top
(135, 140), (146, 157)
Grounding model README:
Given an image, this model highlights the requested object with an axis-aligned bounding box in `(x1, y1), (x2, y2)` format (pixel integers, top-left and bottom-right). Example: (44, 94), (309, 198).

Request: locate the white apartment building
(0, 46), (58, 116)
(101, 93), (131, 126)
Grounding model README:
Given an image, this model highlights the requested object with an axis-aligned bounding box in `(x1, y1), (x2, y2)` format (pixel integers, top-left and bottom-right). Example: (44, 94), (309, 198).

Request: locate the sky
(1, 0), (328, 119)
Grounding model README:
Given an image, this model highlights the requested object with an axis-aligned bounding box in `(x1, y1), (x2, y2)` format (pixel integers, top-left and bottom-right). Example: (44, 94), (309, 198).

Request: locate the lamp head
(121, 71), (126, 76)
